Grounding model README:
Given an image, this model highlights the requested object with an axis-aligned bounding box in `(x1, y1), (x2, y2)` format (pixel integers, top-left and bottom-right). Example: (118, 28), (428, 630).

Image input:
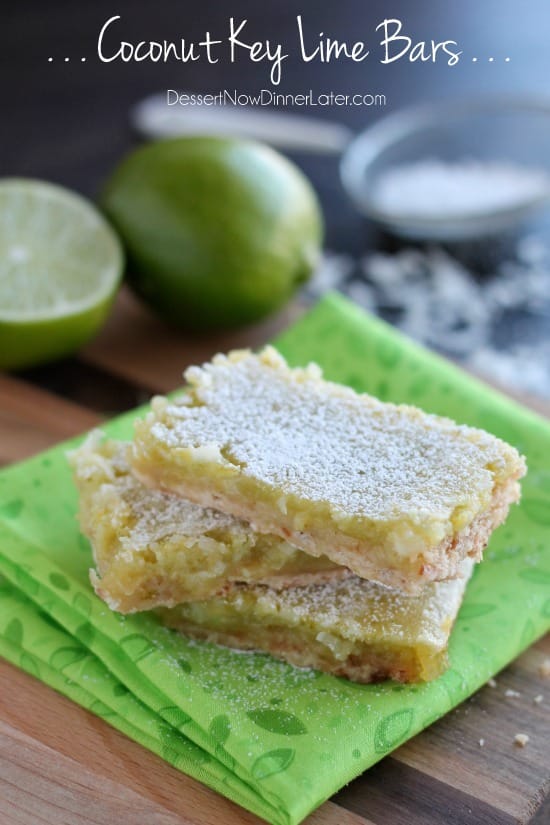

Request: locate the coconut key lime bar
(132, 348), (525, 593)
(69, 432), (345, 613)
(156, 561), (474, 684)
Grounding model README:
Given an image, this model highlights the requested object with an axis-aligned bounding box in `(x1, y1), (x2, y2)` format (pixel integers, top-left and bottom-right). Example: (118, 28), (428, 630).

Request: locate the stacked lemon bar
(70, 348), (525, 683)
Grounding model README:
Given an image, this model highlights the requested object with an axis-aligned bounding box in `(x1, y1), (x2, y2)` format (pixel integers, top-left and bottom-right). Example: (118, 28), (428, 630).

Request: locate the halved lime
(0, 179), (123, 370)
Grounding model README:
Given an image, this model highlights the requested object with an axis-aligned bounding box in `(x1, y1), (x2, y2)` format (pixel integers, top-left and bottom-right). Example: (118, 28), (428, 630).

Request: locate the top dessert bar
(132, 347), (526, 592)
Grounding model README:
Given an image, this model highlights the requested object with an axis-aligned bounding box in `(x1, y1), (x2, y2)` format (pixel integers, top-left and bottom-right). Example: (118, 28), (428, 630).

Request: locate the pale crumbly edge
(69, 432), (349, 613)
(254, 567), (351, 589)
(133, 459), (520, 593)
(275, 475), (520, 591)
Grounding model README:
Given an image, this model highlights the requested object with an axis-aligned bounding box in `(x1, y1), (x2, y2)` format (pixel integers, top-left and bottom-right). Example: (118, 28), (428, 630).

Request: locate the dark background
(4, 0), (550, 254)
(3, 0), (550, 406)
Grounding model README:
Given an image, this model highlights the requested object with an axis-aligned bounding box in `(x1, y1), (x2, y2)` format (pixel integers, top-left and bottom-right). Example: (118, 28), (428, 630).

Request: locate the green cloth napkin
(0, 292), (549, 825)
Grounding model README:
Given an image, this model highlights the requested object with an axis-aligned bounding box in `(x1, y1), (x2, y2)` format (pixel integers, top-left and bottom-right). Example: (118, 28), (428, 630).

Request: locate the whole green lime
(101, 137), (323, 329)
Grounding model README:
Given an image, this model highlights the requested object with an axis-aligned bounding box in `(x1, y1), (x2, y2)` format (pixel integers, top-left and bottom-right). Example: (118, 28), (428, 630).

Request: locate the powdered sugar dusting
(147, 348), (521, 525)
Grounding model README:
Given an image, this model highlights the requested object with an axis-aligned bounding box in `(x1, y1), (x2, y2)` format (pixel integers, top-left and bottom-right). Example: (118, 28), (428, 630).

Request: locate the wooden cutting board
(1, 288), (549, 825)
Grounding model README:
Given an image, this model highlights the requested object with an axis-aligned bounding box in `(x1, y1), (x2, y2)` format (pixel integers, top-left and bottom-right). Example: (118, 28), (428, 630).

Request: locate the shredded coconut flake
(514, 733), (529, 747)
(305, 238), (550, 400)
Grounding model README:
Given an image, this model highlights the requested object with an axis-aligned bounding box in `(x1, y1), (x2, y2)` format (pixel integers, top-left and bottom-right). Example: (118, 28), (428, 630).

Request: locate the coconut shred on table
(306, 237), (550, 400)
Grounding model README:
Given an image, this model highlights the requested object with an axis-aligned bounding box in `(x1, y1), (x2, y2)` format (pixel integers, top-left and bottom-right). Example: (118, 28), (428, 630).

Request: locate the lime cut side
(0, 179), (123, 369)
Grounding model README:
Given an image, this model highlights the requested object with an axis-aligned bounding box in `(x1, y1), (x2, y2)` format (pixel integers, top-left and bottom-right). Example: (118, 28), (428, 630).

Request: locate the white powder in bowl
(371, 160), (550, 220)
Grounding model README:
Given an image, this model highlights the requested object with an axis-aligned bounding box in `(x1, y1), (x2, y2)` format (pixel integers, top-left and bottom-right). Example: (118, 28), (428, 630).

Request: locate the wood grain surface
(1, 297), (549, 824)
(84, 289), (550, 419)
(82, 289), (304, 394)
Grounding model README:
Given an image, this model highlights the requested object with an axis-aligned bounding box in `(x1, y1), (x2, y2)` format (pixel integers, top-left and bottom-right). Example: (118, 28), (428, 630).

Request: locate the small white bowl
(340, 99), (550, 241)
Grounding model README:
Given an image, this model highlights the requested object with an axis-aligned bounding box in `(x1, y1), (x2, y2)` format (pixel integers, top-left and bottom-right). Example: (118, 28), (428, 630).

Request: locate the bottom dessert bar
(156, 562), (473, 684)
(69, 432), (345, 613)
